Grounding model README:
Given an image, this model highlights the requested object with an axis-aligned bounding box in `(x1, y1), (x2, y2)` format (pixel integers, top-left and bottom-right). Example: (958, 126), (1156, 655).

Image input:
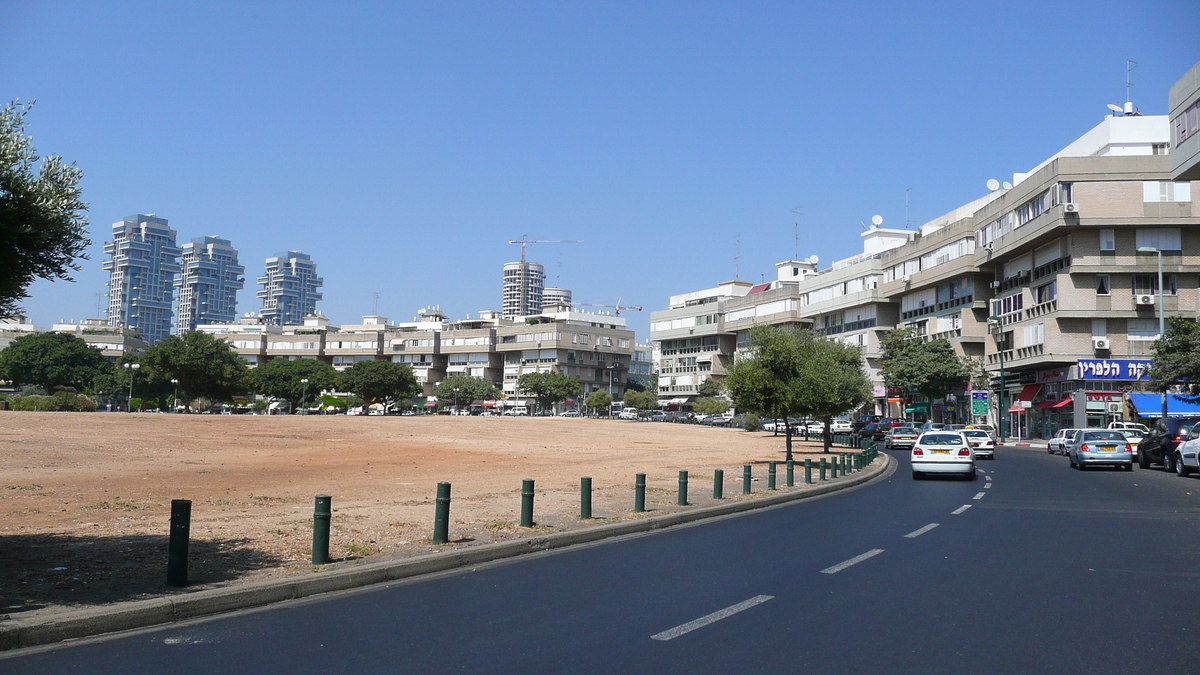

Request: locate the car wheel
(968, 466), (977, 481)
(1163, 452), (1176, 473)
(1176, 454), (1192, 477)
(1137, 450), (1150, 469)
(912, 471), (922, 480)
(1068, 453), (1076, 468)
(1125, 463), (1134, 472)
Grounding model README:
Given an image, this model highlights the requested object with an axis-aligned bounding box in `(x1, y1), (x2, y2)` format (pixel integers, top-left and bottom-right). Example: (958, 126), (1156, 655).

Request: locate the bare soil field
(0, 412), (840, 616)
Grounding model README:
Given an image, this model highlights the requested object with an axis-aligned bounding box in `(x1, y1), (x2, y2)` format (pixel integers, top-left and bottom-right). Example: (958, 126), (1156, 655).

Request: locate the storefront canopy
(1009, 384), (1042, 413)
(1128, 393), (1200, 418)
(905, 402), (930, 413)
(1034, 398), (1072, 410)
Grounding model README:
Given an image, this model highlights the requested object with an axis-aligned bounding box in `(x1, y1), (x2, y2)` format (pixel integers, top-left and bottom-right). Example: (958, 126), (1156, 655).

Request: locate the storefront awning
(905, 402), (930, 413)
(1128, 393), (1200, 418)
(1034, 398), (1072, 410)
(1016, 384), (1041, 402)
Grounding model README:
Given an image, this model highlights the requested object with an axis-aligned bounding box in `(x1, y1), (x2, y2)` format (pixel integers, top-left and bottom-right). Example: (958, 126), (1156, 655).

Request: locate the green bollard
(786, 460), (795, 487)
(635, 473), (646, 512)
(768, 462), (777, 490)
(312, 494), (332, 564)
(167, 499), (191, 587)
(820, 457), (827, 481)
(805, 458), (812, 484)
(520, 479), (535, 527)
(743, 465), (752, 494)
(581, 476), (592, 520)
(831, 456), (838, 478)
(713, 469), (724, 499)
(678, 470), (689, 506)
(433, 482), (451, 544)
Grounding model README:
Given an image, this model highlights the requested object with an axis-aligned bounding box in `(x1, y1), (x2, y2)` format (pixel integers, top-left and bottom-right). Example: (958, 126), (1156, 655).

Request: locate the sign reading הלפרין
(1077, 359), (1151, 381)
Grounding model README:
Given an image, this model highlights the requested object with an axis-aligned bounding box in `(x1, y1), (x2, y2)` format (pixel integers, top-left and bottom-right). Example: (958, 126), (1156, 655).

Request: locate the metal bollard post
(713, 469), (724, 499)
(743, 465), (752, 494)
(820, 457), (827, 481)
(768, 462), (777, 490)
(786, 460), (795, 487)
(312, 494), (332, 564)
(581, 476), (592, 520)
(635, 473), (646, 512)
(678, 470), (689, 505)
(804, 428), (809, 442)
(433, 482), (451, 544)
(521, 479), (536, 527)
(167, 499), (191, 587)
(831, 456), (838, 478)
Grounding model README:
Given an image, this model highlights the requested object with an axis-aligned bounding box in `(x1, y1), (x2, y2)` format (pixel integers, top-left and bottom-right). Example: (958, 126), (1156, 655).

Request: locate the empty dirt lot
(0, 412), (840, 614)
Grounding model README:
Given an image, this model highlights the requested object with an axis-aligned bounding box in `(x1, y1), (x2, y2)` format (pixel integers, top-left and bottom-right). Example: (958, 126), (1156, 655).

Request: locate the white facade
(502, 261), (545, 317)
(103, 214), (182, 344)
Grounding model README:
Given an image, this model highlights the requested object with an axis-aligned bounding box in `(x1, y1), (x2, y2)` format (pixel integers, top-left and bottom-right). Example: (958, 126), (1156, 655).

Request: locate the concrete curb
(0, 453), (894, 652)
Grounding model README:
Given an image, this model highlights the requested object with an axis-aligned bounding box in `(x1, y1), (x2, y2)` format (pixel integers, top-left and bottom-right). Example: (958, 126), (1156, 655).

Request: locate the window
(1127, 319), (1161, 340)
(1095, 275), (1110, 295)
(1023, 323), (1045, 346)
(1152, 143), (1169, 155)
(1135, 228), (1182, 251)
(1142, 182), (1192, 203)
(1099, 229), (1115, 251)
(1092, 319), (1107, 337)
(1036, 282), (1057, 304)
(1133, 274), (1177, 295)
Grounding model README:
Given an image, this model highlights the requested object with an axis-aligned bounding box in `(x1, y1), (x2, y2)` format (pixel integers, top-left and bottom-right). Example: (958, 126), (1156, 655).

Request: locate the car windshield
(1120, 430), (1143, 439)
(1083, 431), (1126, 442)
(921, 433), (962, 446)
(963, 430), (989, 438)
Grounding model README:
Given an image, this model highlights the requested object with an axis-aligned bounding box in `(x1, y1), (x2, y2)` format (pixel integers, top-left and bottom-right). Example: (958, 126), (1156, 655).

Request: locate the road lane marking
(984, 483), (991, 489)
(820, 549), (885, 574)
(973, 492), (985, 500)
(904, 523), (939, 538)
(651, 595), (774, 641)
(952, 505), (972, 514)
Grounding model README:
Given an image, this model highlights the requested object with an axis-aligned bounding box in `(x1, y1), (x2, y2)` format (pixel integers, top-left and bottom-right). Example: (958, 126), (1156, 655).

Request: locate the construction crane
(575, 301), (643, 316)
(506, 236), (583, 316)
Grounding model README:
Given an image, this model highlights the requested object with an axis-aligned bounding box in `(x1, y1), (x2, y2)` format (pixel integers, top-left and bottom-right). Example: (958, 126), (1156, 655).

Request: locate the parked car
(962, 429), (995, 459)
(1171, 421), (1200, 477)
(559, 409), (582, 417)
(831, 419), (852, 433)
(618, 408), (639, 420)
(1066, 429), (1133, 471)
(1048, 429), (1081, 455)
(650, 412), (669, 422)
(806, 421), (825, 434)
(860, 422), (892, 442)
(1109, 421), (1150, 434)
(911, 431), (975, 480)
(1118, 429), (1145, 453)
(883, 426), (920, 450)
(1136, 417), (1200, 470)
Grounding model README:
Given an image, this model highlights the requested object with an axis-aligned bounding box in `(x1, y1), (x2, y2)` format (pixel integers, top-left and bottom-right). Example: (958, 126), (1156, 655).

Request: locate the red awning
(1034, 398), (1072, 410)
(747, 283), (771, 295)
(1016, 384), (1041, 402)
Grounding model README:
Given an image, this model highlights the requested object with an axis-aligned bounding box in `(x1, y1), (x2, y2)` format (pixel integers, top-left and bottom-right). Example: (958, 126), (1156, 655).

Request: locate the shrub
(129, 397), (143, 411)
(743, 413), (762, 432)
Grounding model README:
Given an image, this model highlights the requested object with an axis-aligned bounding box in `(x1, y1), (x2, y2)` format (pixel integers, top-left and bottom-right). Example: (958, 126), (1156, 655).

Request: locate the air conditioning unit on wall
(1092, 337), (1111, 350)
(1063, 203), (1080, 213)
(1107, 402), (1122, 413)
(1136, 294), (1156, 306)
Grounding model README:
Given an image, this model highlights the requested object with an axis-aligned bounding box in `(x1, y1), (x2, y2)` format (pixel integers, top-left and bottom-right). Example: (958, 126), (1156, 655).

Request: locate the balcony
(1024, 299), (1057, 320)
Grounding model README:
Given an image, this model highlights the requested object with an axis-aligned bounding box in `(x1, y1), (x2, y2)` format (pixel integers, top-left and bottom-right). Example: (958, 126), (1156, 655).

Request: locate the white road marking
(820, 549), (885, 574)
(904, 523), (939, 538)
(651, 595), (774, 641)
(973, 492), (985, 500)
(984, 483), (991, 489)
(952, 504), (972, 514)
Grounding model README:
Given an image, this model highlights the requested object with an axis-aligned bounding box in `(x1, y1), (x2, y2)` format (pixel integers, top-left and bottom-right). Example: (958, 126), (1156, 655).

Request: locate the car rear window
(1083, 431), (1126, 442)
(964, 430), (989, 438)
(921, 433), (963, 446)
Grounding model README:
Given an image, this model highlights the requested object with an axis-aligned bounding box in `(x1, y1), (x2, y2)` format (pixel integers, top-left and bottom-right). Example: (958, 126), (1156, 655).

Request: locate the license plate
(931, 449), (951, 454)
(1098, 446), (1116, 452)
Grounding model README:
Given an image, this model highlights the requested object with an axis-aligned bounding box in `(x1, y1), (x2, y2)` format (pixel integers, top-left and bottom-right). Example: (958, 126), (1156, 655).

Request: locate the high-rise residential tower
(103, 214), (182, 344)
(176, 236), (246, 333)
(502, 261), (545, 317)
(257, 251), (323, 326)
(542, 286), (572, 308)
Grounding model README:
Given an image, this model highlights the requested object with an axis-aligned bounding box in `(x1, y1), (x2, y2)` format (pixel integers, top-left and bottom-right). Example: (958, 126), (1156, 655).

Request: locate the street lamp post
(453, 387), (461, 415)
(988, 316), (1006, 444)
(171, 378), (179, 413)
(300, 378), (309, 415)
(123, 363), (141, 412)
(1138, 246), (1169, 422)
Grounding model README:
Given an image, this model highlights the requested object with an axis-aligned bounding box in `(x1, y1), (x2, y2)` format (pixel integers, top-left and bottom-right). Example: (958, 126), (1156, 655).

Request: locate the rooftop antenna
(1126, 58), (1138, 108)
(872, 214), (884, 227)
(373, 292), (379, 315)
(904, 189), (911, 229)
(734, 234), (742, 279)
(791, 205), (803, 260)
(556, 253), (562, 283)
(95, 292), (105, 318)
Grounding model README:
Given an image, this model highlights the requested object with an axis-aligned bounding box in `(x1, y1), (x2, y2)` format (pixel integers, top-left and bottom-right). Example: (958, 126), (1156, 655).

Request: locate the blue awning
(1128, 393), (1200, 418)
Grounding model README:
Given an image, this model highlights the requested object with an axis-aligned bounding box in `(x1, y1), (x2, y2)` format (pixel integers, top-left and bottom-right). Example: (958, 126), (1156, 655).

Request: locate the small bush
(129, 397), (143, 411)
(743, 413), (762, 432)
(20, 385), (48, 397)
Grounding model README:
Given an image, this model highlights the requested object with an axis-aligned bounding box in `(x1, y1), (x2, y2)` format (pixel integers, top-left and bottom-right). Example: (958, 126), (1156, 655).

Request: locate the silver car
(1066, 429), (1134, 471)
(1048, 429), (1081, 455)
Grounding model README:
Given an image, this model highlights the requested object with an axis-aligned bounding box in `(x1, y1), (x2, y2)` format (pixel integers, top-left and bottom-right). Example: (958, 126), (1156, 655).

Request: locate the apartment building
(257, 251), (323, 326)
(502, 261), (545, 317)
(103, 214), (182, 344)
(0, 316), (148, 363)
(1171, 60), (1200, 181)
(176, 236), (245, 333)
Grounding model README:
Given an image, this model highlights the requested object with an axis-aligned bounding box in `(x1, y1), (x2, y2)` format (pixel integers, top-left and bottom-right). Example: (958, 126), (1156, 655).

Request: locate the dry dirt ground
(0, 412), (844, 616)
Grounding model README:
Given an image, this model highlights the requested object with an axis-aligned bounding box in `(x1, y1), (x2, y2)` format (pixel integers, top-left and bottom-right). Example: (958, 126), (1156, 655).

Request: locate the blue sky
(5, 1), (1198, 340)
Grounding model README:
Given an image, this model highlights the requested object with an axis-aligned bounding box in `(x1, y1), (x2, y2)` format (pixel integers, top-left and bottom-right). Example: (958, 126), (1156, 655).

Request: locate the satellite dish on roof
(986, 178), (1000, 191)
(1107, 103), (1124, 113)
(1002, 181), (1013, 189)
(807, 255), (819, 265)
(871, 214), (883, 226)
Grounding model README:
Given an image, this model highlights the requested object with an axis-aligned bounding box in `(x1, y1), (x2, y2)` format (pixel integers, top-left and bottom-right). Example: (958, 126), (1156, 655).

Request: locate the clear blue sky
(5, 1), (1198, 340)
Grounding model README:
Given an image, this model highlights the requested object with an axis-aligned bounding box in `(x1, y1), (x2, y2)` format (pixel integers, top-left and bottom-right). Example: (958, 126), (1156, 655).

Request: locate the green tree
(0, 331), (112, 391)
(796, 337), (873, 452)
(433, 375), (500, 409)
(142, 332), (250, 405)
(251, 358), (341, 408)
(879, 327), (971, 421)
(693, 396), (730, 415)
(516, 371), (581, 414)
(1148, 315), (1200, 401)
(1, 101), (91, 316)
(622, 388), (658, 410)
(340, 360), (419, 411)
(586, 390), (612, 413)
(697, 377), (722, 398)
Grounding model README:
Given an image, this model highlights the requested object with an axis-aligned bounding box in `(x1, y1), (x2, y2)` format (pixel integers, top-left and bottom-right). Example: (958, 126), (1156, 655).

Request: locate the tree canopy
(879, 327), (971, 419)
(141, 332), (250, 404)
(621, 388), (658, 410)
(516, 371), (581, 413)
(585, 390), (612, 412)
(0, 331), (112, 391)
(340, 360), (419, 410)
(251, 357), (341, 407)
(693, 396), (730, 415)
(433, 375), (500, 408)
(1, 101), (90, 317)
(1148, 315), (1200, 401)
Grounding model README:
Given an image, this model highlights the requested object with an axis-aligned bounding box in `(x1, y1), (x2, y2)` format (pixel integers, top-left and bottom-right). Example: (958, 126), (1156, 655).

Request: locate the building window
(1152, 143), (1169, 155)
(1036, 282), (1056, 304)
(1023, 323), (1045, 346)
(1095, 275), (1110, 295)
(1092, 319), (1107, 337)
(1135, 228), (1182, 251)
(1128, 319), (1161, 340)
(1099, 229), (1115, 252)
(1133, 274), (1177, 295)
(1142, 182), (1192, 203)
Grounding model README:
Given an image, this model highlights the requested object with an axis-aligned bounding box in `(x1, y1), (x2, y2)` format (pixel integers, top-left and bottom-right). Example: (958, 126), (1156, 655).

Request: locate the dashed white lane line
(904, 523), (940, 538)
(984, 483), (991, 489)
(820, 549), (885, 574)
(973, 492), (986, 500)
(952, 504), (972, 514)
(651, 595), (774, 641)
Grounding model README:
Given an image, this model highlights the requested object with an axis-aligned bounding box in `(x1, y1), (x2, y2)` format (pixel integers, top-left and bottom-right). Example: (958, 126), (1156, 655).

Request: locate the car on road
(831, 419), (852, 433)
(1117, 429), (1144, 454)
(1164, 421), (1200, 477)
(1066, 429), (1133, 471)
(918, 422), (947, 433)
(860, 422), (898, 442)
(1136, 417), (1200, 470)
(883, 425), (920, 450)
(617, 408), (638, 420)
(962, 429), (995, 459)
(1109, 421), (1150, 434)
(911, 431), (975, 480)
(1048, 429), (1081, 455)
(559, 409), (582, 417)
(806, 421), (825, 434)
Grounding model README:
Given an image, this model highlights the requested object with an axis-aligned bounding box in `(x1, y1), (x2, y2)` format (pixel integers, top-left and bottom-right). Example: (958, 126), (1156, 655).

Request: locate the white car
(911, 431), (976, 480)
(962, 429), (995, 459)
(806, 421), (825, 434)
(1171, 422), (1200, 477)
(1047, 429), (1081, 455)
(831, 420), (852, 433)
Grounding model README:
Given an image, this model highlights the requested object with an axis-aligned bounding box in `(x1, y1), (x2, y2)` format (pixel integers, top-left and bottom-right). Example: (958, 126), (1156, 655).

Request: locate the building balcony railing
(1024, 299), (1057, 320)
(1015, 343), (1045, 360)
(928, 328), (962, 341)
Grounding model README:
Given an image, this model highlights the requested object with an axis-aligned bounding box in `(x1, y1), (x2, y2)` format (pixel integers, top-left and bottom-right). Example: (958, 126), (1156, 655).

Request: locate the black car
(1136, 417), (1200, 470)
(859, 422), (892, 442)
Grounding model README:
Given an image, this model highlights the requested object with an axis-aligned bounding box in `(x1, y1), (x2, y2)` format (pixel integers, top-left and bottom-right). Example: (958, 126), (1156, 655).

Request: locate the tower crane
(575, 301), (643, 316)
(506, 236), (583, 316)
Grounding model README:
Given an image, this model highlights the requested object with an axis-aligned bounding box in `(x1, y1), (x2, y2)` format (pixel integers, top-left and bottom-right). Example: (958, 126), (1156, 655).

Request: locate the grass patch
(484, 520), (518, 531)
(4, 484), (42, 491)
(344, 542), (379, 557)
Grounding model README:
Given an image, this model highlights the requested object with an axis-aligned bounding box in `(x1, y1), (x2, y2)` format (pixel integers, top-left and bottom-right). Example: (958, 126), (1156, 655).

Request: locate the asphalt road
(6, 446), (1200, 674)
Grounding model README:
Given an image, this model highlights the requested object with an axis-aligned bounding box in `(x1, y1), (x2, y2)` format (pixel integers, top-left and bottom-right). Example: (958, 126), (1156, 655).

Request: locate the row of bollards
(162, 445), (883, 582)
